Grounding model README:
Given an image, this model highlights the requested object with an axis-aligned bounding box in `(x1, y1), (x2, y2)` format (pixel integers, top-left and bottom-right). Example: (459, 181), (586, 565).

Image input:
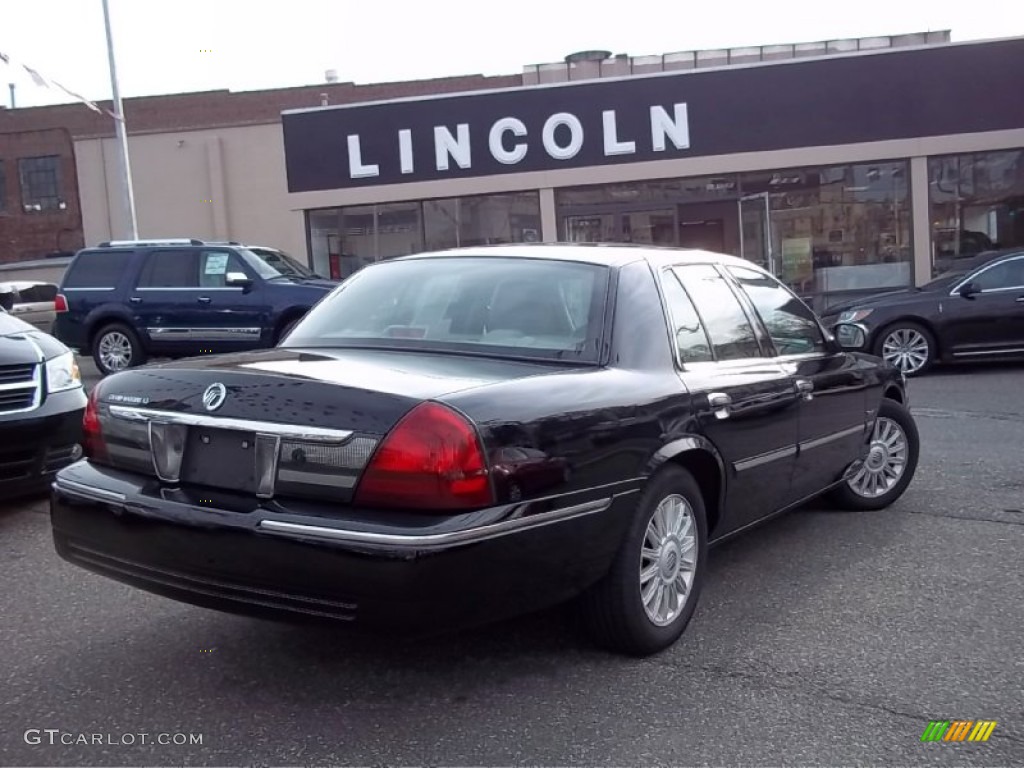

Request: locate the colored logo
(202, 383), (227, 412)
(921, 720), (997, 742)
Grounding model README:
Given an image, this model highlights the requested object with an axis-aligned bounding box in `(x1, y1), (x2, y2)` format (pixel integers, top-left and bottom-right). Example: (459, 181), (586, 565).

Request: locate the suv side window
(672, 264), (763, 360)
(970, 257), (1024, 291)
(727, 265), (826, 356)
(63, 250), (133, 289)
(137, 250), (198, 288)
(199, 250), (247, 288)
(659, 270), (714, 364)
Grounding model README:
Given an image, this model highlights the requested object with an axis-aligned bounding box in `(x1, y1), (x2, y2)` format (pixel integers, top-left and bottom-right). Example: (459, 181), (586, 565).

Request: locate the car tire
(578, 465), (708, 657)
(92, 323), (146, 375)
(828, 398), (920, 512)
(873, 321), (936, 376)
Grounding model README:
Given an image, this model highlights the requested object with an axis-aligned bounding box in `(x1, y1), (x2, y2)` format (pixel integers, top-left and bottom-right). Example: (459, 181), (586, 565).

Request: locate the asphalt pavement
(2, 360), (1023, 766)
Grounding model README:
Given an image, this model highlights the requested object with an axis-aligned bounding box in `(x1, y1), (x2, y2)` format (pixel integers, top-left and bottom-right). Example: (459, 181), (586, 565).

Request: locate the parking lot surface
(2, 362), (1022, 766)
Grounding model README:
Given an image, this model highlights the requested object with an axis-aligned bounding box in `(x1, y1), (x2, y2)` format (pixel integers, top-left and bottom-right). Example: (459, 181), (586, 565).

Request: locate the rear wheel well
(666, 450), (722, 535)
(86, 316), (127, 351)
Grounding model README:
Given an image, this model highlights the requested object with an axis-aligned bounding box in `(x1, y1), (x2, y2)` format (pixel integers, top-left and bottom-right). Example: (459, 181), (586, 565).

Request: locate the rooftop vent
(565, 50), (612, 63)
(325, 69), (339, 83)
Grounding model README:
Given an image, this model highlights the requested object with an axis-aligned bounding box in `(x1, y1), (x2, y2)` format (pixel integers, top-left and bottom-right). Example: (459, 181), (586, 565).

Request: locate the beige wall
(74, 123), (306, 258)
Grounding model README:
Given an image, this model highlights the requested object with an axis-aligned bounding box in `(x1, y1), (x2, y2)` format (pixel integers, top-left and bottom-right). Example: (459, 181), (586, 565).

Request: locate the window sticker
(204, 254), (229, 275)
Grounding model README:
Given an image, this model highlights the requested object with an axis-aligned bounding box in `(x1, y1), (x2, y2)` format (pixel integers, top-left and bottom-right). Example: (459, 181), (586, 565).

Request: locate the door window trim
(949, 254), (1024, 296)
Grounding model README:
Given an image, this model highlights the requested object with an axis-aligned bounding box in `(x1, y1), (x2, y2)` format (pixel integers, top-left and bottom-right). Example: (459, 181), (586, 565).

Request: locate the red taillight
(82, 386), (107, 461)
(54, 294), (68, 313)
(354, 402), (494, 510)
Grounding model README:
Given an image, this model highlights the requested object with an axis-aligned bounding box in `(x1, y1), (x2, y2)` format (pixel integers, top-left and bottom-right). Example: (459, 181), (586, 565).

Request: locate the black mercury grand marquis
(50, 245), (919, 656)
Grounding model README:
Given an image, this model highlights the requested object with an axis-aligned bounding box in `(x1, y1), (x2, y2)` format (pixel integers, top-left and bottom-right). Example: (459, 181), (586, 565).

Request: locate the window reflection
(673, 264), (762, 360)
(928, 150), (1024, 277)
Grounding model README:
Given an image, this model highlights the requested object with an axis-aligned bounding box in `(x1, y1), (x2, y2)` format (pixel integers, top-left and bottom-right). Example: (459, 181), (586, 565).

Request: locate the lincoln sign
(282, 38), (1024, 192)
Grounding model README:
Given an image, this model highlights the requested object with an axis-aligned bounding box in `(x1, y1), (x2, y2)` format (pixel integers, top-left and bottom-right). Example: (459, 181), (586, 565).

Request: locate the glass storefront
(557, 161), (912, 311)
(307, 192), (541, 280)
(928, 149), (1024, 276)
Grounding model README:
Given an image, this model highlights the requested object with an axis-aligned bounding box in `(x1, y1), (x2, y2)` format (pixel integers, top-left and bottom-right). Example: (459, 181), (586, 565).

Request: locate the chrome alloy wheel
(639, 494), (698, 627)
(846, 417), (908, 499)
(881, 328), (930, 374)
(98, 331), (132, 373)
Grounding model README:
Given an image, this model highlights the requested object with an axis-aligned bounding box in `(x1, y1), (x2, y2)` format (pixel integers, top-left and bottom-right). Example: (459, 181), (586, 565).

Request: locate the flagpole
(101, 0), (138, 240)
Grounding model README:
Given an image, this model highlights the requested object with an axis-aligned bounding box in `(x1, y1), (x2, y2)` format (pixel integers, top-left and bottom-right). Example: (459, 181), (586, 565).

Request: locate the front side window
(284, 256), (609, 363)
(137, 250), (198, 288)
(659, 270), (714, 364)
(728, 265), (826, 356)
(18, 156), (63, 213)
(63, 251), (133, 289)
(672, 264), (763, 360)
(199, 250), (247, 287)
(969, 257), (1024, 292)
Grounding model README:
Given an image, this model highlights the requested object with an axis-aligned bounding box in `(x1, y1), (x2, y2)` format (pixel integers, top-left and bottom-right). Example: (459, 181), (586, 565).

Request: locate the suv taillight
(353, 402), (494, 510)
(82, 386), (107, 462)
(54, 294), (68, 313)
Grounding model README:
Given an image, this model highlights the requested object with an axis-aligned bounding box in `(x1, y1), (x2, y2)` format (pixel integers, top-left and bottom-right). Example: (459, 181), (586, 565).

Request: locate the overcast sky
(1, 0), (1020, 109)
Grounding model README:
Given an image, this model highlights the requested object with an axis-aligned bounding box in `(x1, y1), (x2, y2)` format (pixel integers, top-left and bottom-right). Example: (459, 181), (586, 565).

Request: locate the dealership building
(3, 31), (1024, 309)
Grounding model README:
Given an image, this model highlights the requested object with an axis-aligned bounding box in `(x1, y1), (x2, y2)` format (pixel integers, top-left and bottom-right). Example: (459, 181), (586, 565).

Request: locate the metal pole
(7, 83), (14, 109)
(101, 0), (138, 239)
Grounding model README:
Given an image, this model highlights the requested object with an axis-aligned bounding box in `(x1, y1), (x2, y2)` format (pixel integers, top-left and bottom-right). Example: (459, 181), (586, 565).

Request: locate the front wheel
(829, 398), (920, 511)
(578, 466), (708, 656)
(874, 322), (936, 376)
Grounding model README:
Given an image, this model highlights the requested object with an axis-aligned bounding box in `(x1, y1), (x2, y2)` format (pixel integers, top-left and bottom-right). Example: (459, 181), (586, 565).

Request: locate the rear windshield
(63, 250), (133, 289)
(283, 256), (609, 363)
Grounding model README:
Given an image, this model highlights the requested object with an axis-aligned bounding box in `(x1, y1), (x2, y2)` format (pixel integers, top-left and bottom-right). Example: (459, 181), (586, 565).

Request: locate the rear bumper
(0, 388), (86, 497)
(50, 461), (636, 632)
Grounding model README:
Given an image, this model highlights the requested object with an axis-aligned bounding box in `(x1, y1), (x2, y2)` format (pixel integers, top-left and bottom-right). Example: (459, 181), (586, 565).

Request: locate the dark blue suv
(53, 239), (338, 374)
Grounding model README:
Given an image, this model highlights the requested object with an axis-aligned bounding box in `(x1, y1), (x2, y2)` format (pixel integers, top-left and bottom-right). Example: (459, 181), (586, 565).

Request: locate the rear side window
(62, 251), (133, 289)
(672, 264), (763, 361)
(727, 265), (826, 356)
(17, 284), (58, 303)
(137, 250), (197, 288)
(659, 270), (714, 364)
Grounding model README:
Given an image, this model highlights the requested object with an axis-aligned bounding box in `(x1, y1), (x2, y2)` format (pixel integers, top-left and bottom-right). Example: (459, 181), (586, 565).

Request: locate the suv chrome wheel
(640, 493), (698, 627)
(98, 330), (133, 373)
(881, 328), (930, 374)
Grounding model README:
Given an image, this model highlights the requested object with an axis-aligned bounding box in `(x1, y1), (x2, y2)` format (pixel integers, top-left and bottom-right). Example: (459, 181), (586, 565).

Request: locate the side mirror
(833, 322), (867, 349)
(225, 272), (254, 292)
(958, 282), (981, 299)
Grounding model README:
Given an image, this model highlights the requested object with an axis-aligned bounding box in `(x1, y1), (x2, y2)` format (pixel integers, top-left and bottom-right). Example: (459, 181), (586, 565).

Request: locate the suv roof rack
(97, 238), (206, 247)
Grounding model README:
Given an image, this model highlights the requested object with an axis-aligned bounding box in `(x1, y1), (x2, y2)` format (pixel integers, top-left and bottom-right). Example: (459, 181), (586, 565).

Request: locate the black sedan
(50, 245), (918, 656)
(821, 248), (1024, 376)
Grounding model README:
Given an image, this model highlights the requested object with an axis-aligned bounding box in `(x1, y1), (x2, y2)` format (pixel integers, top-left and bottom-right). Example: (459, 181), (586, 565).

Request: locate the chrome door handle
(1015, 296), (1024, 303)
(707, 392), (732, 420)
(197, 296), (212, 304)
(129, 296), (142, 304)
(795, 379), (814, 401)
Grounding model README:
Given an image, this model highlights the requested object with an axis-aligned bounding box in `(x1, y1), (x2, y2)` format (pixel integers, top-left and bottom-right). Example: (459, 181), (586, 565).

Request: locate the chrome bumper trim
(53, 476), (127, 505)
(258, 496), (617, 549)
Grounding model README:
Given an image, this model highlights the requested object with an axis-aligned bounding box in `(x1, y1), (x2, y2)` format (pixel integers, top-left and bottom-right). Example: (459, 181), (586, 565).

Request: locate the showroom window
(555, 161), (912, 311)
(928, 149), (1024, 277)
(306, 192), (542, 280)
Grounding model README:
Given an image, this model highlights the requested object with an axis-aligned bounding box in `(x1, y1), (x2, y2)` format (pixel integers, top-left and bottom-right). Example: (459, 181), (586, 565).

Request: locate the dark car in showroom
(53, 239), (338, 376)
(50, 245), (918, 656)
(0, 298), (86, 497)
(821, 248), (1024, 376)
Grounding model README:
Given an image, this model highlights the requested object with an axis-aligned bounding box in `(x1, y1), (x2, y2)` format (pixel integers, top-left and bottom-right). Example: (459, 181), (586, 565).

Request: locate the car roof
(393, 242), (758, 270)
